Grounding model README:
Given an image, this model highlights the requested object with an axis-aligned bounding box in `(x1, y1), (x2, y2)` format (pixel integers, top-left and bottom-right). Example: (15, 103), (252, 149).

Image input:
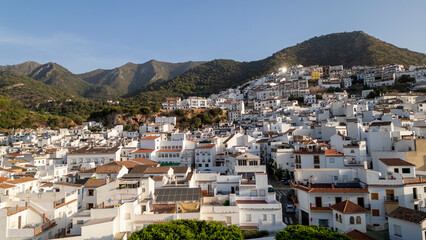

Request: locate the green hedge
(128, 220), (242, 240)
(275, 225), (351, 240)
(242, 230), (269, 239)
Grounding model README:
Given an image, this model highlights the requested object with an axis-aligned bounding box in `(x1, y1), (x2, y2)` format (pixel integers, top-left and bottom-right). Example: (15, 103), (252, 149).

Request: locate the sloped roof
(84, 179), (106, 188)
(130, 158), (159, 166)
(330, 200), (369, 214)
(141, 136), (160, 140)
(346, 230), (375, 240)
(171, 166), (189, 174)
(96, 165), (124, 174)
(128, 165), (150, 174)
(6, 177), (37, 184)
(144, 166), (171, 174)
(388, 206), (426, 224)
(195, 144), (215, 149)
(379, 158), (415, 167)
(325, 149), (344, 156)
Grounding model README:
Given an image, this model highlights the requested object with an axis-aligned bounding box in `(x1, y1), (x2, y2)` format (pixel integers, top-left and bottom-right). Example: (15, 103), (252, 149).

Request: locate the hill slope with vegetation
(128, 31), (426, 102)
(79, 60), (204, 96)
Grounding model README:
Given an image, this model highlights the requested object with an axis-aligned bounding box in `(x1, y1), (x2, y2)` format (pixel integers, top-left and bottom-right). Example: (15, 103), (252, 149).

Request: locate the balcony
(384, 195), (398, 203)
(310, 203), (332, 212)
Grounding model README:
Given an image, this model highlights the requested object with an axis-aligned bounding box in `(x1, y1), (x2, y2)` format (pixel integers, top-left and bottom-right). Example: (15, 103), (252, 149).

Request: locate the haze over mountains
(1, 31), (425, 105)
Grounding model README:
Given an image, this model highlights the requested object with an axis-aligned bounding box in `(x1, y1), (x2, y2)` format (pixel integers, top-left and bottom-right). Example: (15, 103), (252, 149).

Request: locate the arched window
(356, 216), (361, 224)
(335, 213), (338, 221)
(350, 216), (354, 224)
(339, 215), (342, 223)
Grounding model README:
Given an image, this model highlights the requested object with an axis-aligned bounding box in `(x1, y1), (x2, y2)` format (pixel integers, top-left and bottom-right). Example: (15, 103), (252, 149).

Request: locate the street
(268, 175), (298, 226)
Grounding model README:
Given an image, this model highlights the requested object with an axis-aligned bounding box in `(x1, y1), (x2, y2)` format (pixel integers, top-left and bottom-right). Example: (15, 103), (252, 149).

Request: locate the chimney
(43, 213), (46, 222)
(363, 161), (368, 170)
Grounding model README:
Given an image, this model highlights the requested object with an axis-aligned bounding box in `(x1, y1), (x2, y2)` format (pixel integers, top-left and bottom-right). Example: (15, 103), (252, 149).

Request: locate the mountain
(0, 70), (74, 106)
(79, 60), (205, 96)
(128, 31), (426, 101)
(0, 61), (41, 75)
(1, 62), (118, 99)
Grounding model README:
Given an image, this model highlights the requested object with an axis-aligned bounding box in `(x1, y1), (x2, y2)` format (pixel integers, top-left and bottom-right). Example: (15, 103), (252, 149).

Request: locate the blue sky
(0, 0), (425, 73)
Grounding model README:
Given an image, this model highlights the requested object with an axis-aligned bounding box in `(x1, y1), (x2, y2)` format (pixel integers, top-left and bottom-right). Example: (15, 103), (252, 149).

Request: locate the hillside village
(0, 63), (425, 240)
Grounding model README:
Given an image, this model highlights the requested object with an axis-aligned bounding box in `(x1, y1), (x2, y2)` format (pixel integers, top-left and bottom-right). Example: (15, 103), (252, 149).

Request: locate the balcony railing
(34, 220), (56, 236)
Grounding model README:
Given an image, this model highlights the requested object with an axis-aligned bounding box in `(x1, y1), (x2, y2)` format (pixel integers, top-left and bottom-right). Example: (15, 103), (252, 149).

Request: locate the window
(225, 216), (231, 224)
(350, 216), (354, 224)
(335, 213), (338, 221)
(88, 189), (94, 196)
(372, 209), (380, 216)
(319, 219), (329, 227)
(315, 197), (322, 207)
(413, 188), (418, 199)
(77, 220), (84, 224)
(246, 214), (251, 222)
(335, 197), (342, 204)
(371, 193), (379, 200)
(356, 216), (361, 224)
(329, 158), (335, 163)
(402, 168), (411, 174)
(250, 190), (257, 196)
(263, 214), (267, 221)
(314, 155), (320, 164)
(259, 189), (266, 196)
(87, 203), (94, 210)
(394, 168), (399, 173)
(339, 215), (342, 223)
(394, 224), (402, 237)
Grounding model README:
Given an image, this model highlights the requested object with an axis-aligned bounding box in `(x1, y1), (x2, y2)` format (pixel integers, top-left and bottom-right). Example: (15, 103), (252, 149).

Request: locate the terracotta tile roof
(171, 166), (189, 174)
(133, 149), (155, 153)
(346, 230), (376, 240)
(130, 158), (159, 166)
(236, 200), (267, 204)
(195, 144), (215, 149)
(107, 161), (139, 168)
(81, 168), (97, 174)
(157, 149), (182, 152)
(95, 165), (124, 174)
(330, 200), (369, 214)
(144, 166), (171, 174)
(128, 165), (150, 174)
(151, 176), (164, 181)
(379, 158), (415, 166)
(141, 136), (160, 140)
(84, 179), (106, 188)
(325, 149), (344, 156)
(68, 146), (120, 155)
(0, 183), (15, 189)
(388, 206), (426, 224)
(0, 177), (9, 182)
(6, 177), (37, 184)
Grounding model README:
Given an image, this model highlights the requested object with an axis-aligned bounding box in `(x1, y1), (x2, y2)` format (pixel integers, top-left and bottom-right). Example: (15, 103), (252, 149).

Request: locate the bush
(128, 220), (242, 240)
(275, 225), (351, 240)
(243, 230), (269, 239)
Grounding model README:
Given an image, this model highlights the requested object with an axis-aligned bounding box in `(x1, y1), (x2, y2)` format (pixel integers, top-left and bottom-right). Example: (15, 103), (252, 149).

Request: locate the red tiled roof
(130, 158), (159, 166)
(133, 149), (155, 153)
(330, 200), (369, 214)
(325, 149), (343, 156)
(0, 183), (15, 189)
(157, 149), (182, 152)
(6, 177), (37, 184)
(0, 177), (9, 183)
(196, 144), (215, 149)
(346, 230), (375, 240)
(141, 136), (160, 140)
(379, 158), (415, 166)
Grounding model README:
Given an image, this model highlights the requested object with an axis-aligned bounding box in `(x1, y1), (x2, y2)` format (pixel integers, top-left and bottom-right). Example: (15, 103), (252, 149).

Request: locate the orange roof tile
(141, 136), (160, 140)
(196, 144), (215, 149)
(130, 158), (159, 166)
(134, 149), (155, 153)
(157, 149), (182, 152)
(0, 177), (9, 183)
(330, 200), (369, 214)
(325, 149), (344, 156)
(6, 177), (37, 184)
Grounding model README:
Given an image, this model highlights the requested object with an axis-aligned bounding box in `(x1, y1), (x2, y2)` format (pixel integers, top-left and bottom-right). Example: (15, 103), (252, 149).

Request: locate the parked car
(286, 203), (295, 213)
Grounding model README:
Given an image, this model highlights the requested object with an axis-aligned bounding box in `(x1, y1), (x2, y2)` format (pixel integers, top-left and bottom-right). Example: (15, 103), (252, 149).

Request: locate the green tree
(140, 106), (151, 115)
(128, 220), (242, 240)
(275, 225), (351, 240)
(209, 108), (223, 117)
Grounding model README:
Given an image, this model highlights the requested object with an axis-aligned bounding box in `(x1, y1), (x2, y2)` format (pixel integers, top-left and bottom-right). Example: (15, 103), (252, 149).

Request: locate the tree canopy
(128, 220), (242, 240)
(275, 225), (351, 240)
